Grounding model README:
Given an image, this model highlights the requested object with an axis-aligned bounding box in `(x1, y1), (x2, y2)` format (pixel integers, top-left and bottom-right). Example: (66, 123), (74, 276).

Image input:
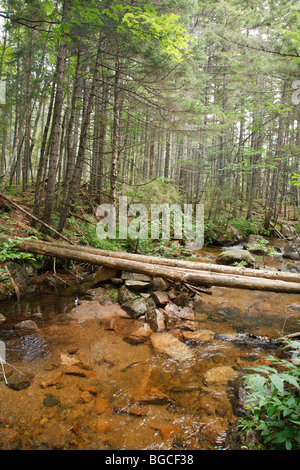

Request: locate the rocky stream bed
(0, 239), (299, 450)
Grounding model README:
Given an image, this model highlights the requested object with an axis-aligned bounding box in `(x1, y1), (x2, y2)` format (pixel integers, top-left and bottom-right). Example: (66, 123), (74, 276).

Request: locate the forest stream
(0, 241), (299, 451)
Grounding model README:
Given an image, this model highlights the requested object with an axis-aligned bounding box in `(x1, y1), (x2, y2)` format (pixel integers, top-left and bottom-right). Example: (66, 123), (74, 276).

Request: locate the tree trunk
(110, 54), (121, 204)
(57, 35), (103, 232)
(42, 0), (69, 224)
(8, 238), (300, 293)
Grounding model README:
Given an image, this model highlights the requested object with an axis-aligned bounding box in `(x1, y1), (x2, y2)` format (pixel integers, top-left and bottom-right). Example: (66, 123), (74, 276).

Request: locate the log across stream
(8, 238), (300, 294)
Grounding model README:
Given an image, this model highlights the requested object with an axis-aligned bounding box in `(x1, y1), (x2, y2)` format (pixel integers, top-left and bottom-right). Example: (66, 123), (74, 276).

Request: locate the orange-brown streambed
(0, 243), (299, 450)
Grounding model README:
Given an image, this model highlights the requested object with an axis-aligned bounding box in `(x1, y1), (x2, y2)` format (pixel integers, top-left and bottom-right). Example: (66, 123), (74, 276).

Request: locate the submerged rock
(68, 300), (129, 323)
(15, 320), (39, 333)
(43, 393), (61, 408)
(204, 366), (239, 386)
(123, 323), (152, 344)
(182, 329), (214, 343)
(150, 332), (195, 361)
(6, 371), (33, 391)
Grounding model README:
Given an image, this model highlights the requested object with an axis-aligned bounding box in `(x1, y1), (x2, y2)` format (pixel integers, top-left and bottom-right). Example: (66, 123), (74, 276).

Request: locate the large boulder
(216, 248), (256, 267)
(214, 225), (245, 246)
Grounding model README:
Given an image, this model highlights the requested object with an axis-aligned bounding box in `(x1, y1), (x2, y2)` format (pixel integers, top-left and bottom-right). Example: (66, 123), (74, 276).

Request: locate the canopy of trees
(0, 0), (299, 235)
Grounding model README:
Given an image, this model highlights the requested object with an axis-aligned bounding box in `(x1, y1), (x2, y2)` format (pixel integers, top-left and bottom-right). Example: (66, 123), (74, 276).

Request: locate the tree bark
(57, 35), (103, 233)
(42, 0), (69, 224)
(110, 54), (121, 204)
(8, 238), (300, 293)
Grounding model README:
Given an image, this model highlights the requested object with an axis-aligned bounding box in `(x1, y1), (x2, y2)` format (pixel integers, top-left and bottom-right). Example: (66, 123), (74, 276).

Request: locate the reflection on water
(0, 289), (78, 363)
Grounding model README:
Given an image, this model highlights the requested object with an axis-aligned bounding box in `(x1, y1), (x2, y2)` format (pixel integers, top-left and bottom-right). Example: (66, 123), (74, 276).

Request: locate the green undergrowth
(239, 339), (300, 450)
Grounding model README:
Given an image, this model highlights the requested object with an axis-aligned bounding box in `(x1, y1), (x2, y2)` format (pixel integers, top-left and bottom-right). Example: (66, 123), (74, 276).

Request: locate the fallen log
(38, 240), (300, 284)
(8, 238), (300, 293)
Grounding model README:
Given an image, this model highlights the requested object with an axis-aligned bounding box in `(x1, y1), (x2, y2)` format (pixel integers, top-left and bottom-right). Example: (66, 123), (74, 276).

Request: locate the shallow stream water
(0, 242), (299, 450)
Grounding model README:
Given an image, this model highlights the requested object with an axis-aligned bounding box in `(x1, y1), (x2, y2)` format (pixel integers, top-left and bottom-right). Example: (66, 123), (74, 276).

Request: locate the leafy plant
(239, 339), (300, 450)
(0, 237), (36, 263)
(254, 238), (282, 267)
(291, 173), (300, 186)
(0, 267), (10, 285)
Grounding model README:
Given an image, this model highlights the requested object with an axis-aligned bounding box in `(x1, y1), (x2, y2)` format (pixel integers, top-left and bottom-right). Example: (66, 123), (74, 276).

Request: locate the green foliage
(0, 267), (10, 285)
(203, 216), (262, 245)
(239, 339), (300, 450)
(0, 237), (36, 263)
(121, 5), (192, 62)
(65, 2), (192, 62)
(231, 218), (262, 236)
(126, 178), (181, 206)
(292, 173), (300, 186)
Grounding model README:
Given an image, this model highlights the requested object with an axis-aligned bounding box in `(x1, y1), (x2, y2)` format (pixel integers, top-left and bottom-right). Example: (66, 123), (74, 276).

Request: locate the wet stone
(150, 332), (195, 362)
(6, 372), (33, 391)
(182, 329), (214, 343)
(204, 366), (239, 386)
(145, 308), (166, 332)
(15, 320), (39, 333)
(43, 393), (61, 408)
(123, 323), (152, 344)
(35, 420), (73, 449)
